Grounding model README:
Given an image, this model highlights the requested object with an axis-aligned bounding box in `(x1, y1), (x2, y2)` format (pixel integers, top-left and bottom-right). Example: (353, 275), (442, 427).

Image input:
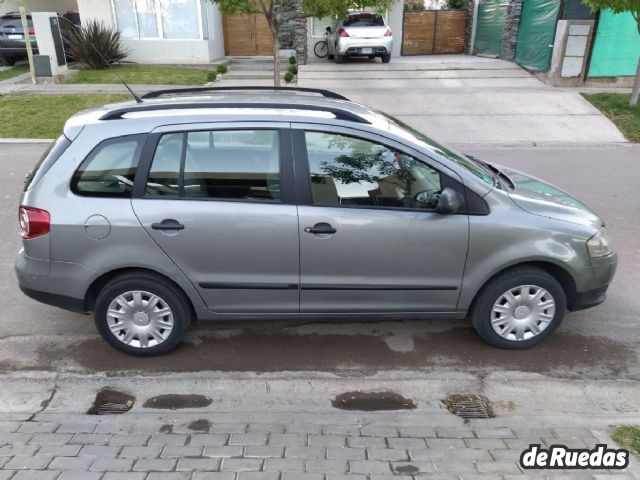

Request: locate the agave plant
(64, 20), (128, 69)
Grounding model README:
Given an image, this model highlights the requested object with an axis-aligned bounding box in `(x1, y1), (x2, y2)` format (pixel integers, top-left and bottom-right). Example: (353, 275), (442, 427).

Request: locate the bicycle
(313, 28), (333, 59)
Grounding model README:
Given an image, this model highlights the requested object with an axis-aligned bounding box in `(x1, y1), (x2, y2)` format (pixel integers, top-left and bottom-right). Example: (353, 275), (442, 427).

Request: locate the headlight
(587, 227), (613, 258)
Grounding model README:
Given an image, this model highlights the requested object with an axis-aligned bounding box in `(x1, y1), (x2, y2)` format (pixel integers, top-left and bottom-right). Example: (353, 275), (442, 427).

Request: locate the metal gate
(473, 0), (508, 57)
(402, 10), (468, 55)
(514, 0), (560, 71)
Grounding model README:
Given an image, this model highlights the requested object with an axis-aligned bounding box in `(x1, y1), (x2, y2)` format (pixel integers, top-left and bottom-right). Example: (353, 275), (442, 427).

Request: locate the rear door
(293, 125), (470, 313)
(131, 122), (300, 314)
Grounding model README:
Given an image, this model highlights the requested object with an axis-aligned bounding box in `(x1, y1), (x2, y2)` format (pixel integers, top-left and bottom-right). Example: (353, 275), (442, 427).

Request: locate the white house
(1, 0), (226, 63)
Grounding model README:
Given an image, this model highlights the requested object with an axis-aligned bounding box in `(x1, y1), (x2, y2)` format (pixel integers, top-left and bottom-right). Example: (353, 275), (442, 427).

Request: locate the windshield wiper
(465, 154), (514, 189)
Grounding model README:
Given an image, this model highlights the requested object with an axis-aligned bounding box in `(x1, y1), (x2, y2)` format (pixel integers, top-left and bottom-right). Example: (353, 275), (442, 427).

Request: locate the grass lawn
(612, 426), (640, 455)
(0, 64), (30, 82)
(0, 94), (129, 138)
(66, 65), (211, 85)
(582, 93), (640, 142)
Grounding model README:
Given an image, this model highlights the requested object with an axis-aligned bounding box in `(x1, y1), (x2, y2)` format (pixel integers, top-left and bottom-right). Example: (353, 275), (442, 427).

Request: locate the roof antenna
(58, 16), (142, 103)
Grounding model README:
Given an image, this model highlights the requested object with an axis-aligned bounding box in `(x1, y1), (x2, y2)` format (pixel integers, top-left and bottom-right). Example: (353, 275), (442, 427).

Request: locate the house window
(113, 0), (202, 39)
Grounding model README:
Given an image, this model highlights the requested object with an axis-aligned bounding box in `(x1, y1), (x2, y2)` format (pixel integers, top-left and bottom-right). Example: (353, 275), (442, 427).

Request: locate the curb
(592, 429), (640, 478)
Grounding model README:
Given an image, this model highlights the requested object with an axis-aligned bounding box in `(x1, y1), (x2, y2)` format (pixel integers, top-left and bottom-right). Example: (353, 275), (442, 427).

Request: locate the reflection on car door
(294, 126), (469, 313)
(132, 124), (300, 314)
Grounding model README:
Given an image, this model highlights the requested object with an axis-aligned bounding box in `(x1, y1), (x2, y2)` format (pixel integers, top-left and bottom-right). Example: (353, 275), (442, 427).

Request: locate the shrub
(284, 71), (295, 83)
(64, 20), (128, 69)
(287, 64), (298, 75)
(207, 71), (217, 82)
(216, 64), (228, 74)
(288, 55), (297, 65)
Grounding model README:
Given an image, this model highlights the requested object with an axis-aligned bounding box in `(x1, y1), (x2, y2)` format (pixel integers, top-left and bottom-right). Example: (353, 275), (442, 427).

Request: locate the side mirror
(436, 187), (464, 215)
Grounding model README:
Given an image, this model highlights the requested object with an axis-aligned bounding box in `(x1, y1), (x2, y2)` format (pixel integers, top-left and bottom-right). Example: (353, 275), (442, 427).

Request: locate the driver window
(304, 131), (442, 209)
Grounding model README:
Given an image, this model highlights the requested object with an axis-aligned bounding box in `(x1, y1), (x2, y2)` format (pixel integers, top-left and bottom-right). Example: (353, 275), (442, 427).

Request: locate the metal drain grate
(87, 388), (135, 415)
(442, 394), (495, 419)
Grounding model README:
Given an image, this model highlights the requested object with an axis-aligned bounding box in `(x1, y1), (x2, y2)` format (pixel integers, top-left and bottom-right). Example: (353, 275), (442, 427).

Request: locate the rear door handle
(151, 219), (185, 231)
(304, 222), (337, 235)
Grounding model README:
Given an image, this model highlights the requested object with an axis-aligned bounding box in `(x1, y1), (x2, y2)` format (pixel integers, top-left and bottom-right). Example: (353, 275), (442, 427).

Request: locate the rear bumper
(337, 37), (393, 56)
(15, 248), (93, 313)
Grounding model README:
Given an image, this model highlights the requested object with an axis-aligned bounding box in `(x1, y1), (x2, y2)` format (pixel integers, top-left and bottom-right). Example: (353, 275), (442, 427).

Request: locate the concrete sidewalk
(298, 55), (626, 145)
(0, 371), (639, 479)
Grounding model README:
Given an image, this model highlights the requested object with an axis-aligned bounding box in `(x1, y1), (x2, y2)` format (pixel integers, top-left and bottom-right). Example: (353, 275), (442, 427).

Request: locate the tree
(581, 0), (640, 105)
(404, 0), (426, 12)
(301, 0), (398, 27)
(209, 0), (293, 86)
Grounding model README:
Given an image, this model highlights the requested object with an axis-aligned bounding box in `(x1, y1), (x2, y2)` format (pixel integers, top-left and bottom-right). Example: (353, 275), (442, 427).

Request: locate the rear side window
(72, 134), (145, 197)
(24, 134), (71, 191)
(145, 129), (281, 202)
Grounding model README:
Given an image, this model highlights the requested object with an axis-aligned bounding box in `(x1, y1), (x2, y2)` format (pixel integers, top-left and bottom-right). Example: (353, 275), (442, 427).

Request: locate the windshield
(383, 113), (495, 186)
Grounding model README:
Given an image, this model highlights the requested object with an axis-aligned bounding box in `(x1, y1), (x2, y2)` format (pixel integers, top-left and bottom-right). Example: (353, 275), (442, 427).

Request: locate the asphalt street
(1, 142), (638, 379)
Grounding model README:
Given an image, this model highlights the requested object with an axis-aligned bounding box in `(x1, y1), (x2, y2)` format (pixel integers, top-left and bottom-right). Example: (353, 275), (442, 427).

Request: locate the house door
(223, 12), (274, 56)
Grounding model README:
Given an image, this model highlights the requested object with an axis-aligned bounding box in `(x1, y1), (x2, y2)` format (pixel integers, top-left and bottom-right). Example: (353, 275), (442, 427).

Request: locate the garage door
(223, 13), (273, 56)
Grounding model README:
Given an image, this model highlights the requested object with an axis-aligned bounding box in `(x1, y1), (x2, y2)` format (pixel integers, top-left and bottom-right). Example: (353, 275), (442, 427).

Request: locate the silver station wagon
(15, 87), (617, 356)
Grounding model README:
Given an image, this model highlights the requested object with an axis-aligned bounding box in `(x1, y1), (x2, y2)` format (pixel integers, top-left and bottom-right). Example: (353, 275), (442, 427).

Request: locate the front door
(294, 127), (469, 313)
(132, 124), (299, 313)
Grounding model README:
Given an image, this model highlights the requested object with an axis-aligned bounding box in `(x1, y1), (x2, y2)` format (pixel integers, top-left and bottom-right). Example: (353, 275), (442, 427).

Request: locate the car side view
(15, 87), (617, 356)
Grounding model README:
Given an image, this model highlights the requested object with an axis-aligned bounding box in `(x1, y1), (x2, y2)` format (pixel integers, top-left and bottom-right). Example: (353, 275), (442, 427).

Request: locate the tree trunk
(273, 31), (281, 87)
(632, 20), (640, 106)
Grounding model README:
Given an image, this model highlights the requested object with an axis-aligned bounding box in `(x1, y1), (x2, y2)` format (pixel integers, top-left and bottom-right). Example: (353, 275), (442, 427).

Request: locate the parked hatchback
(16, 87), (617, 356)
(328, 12), (393, 63)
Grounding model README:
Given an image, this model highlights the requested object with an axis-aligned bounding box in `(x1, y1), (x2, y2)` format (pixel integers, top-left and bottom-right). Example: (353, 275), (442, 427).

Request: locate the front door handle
(305, 222), (337, 235)
(151, 219), (185, 231)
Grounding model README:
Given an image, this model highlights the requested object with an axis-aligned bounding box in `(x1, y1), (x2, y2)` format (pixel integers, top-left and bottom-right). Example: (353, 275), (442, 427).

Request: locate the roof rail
(99, 102), (370, 124)
(140, 86), (350, 101)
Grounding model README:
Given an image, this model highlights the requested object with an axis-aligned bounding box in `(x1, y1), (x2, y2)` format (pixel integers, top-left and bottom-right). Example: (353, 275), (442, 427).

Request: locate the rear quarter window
(24, 135), (72, 192)
(71, 134), (145, 197)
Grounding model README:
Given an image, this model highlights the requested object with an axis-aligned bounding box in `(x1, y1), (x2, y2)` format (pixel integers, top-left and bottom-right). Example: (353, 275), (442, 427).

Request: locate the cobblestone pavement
(0, 418), (636, 480)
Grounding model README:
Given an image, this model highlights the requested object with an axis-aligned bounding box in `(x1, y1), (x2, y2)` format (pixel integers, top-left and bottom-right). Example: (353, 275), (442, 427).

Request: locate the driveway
(2, 142), (638, 379)
(299, 55), (626, 144)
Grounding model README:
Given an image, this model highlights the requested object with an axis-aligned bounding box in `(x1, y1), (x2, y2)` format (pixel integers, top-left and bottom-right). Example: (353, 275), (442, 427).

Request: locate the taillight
(28, 27), (35, 35)
(384, 27), (392, 37)
(338, 27), (350, 37)
(19, 206), (50, 240)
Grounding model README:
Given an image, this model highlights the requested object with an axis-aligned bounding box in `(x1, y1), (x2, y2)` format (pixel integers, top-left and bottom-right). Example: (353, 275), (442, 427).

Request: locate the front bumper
(337, 37), (393, 56)
(569, 252), (617, 311)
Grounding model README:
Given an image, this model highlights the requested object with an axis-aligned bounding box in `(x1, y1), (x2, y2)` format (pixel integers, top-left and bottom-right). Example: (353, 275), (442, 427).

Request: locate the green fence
(514, 0), (560, 71)
(473, 0), (509, 57)
(588, 10), (640, 77)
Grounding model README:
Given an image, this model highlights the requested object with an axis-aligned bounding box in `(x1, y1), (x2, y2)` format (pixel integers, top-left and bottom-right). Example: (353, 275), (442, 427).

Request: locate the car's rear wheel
(381, 54), (391, 63)
(471, 267), (566, 349)
(336, 54), (344, 64)
(94, 272), (191, 356)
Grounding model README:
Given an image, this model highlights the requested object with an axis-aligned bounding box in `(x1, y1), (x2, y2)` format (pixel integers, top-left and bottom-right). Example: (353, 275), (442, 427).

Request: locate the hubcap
(106, 290), (174, 349)
(491, 285), (555, 341)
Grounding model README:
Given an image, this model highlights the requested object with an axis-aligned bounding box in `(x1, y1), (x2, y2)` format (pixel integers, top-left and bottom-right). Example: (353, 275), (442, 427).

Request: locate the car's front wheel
(0, 57), (16, 66)
(94, 272), (191, 356)
(471, 267), (566, 349)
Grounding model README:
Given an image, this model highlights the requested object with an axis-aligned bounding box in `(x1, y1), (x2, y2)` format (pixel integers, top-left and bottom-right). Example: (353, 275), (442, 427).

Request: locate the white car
(328, 12), (393, 64)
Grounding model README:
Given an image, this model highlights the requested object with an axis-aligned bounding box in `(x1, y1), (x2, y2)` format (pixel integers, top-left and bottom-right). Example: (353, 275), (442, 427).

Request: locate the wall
(388, 1), (403, 57)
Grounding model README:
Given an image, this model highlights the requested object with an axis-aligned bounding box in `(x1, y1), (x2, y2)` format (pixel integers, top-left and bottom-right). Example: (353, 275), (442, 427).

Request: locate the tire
(336, 54), (344, 64)
(328, 53), (335, 60)
(381, 54), (391, 63)
(314, 40), (328, 58)
(0, 57), (15, 66)
(94, 272), (192, 356)
(471, 267), (566, 349)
